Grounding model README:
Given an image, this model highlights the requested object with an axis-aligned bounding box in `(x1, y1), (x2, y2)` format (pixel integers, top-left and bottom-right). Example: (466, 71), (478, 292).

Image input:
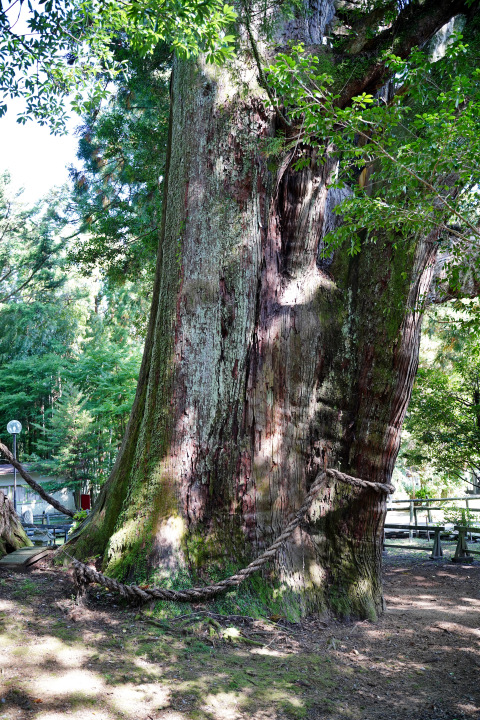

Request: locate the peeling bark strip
(70, 0), (478, 619)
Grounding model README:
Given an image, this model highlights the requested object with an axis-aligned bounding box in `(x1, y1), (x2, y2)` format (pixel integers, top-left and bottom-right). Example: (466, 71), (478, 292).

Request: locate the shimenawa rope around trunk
(71, 468), (393, 604)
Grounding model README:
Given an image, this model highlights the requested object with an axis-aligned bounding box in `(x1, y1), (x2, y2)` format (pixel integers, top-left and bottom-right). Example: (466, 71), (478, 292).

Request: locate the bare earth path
(0, 557), (478, 720)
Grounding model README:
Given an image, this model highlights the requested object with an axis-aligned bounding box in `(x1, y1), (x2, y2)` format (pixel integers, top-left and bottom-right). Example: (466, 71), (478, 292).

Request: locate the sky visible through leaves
(0, 98), (78, 205)
(0, 0), (78, 204)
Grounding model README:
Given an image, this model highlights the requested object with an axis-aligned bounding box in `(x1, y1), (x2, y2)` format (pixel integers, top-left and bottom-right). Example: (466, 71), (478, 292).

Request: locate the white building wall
(0, 469), (76, 516)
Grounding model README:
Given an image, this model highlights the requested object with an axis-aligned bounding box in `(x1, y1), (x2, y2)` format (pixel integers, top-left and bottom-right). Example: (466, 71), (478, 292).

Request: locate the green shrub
(443, 505), (476, 526)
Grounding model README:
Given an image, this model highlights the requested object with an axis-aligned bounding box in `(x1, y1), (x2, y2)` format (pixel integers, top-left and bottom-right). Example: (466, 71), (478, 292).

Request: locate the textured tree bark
(71, 0), (471, 618)
(0, 492), (31, 558)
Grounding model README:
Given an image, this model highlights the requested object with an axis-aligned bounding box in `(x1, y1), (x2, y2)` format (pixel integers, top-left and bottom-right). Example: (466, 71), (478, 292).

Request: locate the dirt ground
(0, 554), (478, 720)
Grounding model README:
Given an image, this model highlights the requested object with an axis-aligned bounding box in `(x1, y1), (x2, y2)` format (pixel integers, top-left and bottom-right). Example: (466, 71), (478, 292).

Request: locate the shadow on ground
(0, 554), (478, 720)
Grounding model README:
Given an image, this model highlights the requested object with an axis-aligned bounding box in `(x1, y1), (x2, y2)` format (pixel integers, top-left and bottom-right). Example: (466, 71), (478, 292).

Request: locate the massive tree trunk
(0, 492), (31, 558)
(72, 0), (474, 618)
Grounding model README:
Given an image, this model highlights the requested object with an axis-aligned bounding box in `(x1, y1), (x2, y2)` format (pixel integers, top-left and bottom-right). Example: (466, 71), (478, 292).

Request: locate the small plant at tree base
(68, 510), (89, 536)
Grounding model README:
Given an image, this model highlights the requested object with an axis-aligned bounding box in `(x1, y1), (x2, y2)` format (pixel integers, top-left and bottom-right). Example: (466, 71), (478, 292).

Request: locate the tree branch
(0, 442), (75, 518)
(337, 0), (474, 107)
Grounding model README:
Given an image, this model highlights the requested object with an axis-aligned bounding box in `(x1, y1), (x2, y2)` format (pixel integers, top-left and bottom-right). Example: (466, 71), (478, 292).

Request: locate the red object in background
(80, 494), (91, 510)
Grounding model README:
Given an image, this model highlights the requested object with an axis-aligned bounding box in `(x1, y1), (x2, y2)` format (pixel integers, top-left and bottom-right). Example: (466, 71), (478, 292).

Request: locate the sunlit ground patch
(110, 682), (170, 715)
(32, 669), (104, 697)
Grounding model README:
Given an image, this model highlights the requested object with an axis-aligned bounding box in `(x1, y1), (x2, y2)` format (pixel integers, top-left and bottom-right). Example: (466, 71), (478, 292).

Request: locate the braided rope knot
(71, 468), (393, 604)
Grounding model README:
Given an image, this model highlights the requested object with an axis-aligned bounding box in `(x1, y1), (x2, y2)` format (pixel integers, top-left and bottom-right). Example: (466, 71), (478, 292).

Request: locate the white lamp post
(7, 420), (22, 511)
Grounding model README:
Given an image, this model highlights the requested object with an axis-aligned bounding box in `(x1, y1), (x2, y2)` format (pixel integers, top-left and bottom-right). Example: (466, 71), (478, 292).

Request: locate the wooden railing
(22, 513), (73, 546)
(383, 522), (480, 562)
(387, 495), (480, 538)
(23, 523), (72, 546)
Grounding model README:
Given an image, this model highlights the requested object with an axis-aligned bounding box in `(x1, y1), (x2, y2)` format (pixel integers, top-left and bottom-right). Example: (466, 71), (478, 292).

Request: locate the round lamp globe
(7, 421), (22, 435)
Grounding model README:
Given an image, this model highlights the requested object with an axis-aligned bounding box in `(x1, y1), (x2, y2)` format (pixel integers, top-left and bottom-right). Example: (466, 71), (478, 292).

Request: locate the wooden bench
(384, 524), (446, 560)
(22, 512), (73, 547)
(452, 525), (480, 563)
(385, 523), (480, 563)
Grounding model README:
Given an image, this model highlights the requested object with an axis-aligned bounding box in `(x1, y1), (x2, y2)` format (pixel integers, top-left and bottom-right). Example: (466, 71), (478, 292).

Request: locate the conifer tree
(32, 382), (94, 508)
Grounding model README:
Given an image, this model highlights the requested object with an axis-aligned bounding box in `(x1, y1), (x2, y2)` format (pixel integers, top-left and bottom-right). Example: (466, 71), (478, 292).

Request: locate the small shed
(0, 463), (75, 517)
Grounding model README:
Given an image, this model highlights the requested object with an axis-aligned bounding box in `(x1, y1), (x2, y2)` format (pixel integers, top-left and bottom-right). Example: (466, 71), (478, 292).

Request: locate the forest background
(0, 42), (172, 504)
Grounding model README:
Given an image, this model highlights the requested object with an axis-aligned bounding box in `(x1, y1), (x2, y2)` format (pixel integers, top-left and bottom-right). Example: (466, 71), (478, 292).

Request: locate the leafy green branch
(0, 0), (237, 128)
(266, 38), (480, 256)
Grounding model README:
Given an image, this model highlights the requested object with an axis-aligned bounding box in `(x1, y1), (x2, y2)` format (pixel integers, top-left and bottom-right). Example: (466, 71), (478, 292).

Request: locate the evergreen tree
(0, 179), (144, 481)
(67, 45), (171, 285)
(32, 382), (94, 508)
(69, 0), (480, 620)
(0, 178), (86, 455)
(69, 285), (145, 488)
(0, 175), (66, 304)
(403, 304), (480, 491)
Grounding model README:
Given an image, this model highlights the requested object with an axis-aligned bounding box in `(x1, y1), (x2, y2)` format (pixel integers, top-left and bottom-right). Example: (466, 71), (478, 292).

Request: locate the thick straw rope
(72, 468), (394, 604)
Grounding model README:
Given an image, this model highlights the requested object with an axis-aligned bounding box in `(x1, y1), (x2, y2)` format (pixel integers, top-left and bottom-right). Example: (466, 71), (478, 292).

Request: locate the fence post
(465, 499), (472, 541)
